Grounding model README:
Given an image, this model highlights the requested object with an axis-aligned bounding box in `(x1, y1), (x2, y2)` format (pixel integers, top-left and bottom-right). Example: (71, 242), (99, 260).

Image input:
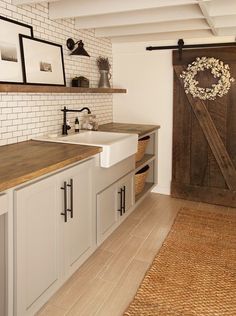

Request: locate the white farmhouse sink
(36, 131), (138, 168)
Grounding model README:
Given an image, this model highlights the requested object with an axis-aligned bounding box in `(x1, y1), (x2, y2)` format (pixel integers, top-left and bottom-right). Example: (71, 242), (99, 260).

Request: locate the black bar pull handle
(118, 189), (123, 216)
(61, 181), (68, 223)
(67, 178), (73, 218)
(123, 186), (126, 213)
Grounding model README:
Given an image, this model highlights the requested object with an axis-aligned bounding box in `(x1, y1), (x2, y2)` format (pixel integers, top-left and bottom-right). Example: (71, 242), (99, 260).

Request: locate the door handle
(118, 188), (123, 216)
(60, 181), (68, 223)
(123, 186), (126, 213)
(67, 179), (73, 218)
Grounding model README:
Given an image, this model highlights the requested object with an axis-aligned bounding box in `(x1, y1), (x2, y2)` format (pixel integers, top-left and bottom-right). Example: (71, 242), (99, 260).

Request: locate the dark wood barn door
(172, 47), (236, 207)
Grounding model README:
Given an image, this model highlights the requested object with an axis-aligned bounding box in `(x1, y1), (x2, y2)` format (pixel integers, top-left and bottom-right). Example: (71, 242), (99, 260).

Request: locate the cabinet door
(0, 193), (8, 316)
(97, 182), (118, 244)
(0, 214), (6, 316)
(14, 176), (60, 316)
(60, 160), (94, 275)
(117, 172), (134, 217)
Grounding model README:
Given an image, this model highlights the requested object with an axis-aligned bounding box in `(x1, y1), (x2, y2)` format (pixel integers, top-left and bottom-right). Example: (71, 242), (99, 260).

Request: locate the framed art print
(19, 35), (66, 86)
(0, 16), (33, 84)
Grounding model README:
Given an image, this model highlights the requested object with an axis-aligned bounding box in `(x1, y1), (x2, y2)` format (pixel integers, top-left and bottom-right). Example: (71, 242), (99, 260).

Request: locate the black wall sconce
(66, 38), (90, 57)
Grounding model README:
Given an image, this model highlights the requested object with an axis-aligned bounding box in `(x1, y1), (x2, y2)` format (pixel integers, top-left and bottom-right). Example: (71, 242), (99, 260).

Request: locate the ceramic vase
(98, 70), (111, 88)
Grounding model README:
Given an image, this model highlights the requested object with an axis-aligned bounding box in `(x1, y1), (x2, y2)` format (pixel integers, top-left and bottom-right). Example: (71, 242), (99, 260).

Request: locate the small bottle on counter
(75, 117), (79, 132)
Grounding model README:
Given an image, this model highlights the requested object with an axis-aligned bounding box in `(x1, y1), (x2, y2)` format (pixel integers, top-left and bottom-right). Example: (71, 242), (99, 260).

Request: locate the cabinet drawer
(0, 193), (8, 216)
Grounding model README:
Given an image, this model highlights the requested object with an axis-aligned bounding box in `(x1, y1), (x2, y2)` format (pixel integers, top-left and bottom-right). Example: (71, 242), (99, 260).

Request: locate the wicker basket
(135, 136), (150, 162)
(135, 165), (150, 195)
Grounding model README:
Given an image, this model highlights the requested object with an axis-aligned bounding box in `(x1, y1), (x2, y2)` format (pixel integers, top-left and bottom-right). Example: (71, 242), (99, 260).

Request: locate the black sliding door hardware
(146, 38), (236, 60)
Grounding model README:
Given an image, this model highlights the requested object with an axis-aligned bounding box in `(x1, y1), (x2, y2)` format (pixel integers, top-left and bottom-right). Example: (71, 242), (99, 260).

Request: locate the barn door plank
(172, 71), (192, 184)
(190, 110), (209, 187)
(207, 98), (227, 188)
(227, 65), (236, 167)
(174, 65), (236, 191)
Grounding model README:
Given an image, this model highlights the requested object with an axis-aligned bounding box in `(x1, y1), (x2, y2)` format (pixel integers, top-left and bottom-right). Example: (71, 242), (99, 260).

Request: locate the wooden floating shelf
(0, 84), (127, 94)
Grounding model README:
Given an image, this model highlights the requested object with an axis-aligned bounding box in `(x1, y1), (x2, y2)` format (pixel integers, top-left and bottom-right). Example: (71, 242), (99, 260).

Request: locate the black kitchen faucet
(61, 106), (91, 135)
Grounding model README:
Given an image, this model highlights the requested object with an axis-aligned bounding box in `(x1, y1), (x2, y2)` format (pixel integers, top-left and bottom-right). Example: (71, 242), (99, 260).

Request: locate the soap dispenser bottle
(75, 117), (79, 132)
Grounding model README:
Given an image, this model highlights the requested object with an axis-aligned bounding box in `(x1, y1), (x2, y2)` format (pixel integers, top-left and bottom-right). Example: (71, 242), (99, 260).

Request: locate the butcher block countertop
(0, 140), (102, 192)
(98, 122), (160, 137)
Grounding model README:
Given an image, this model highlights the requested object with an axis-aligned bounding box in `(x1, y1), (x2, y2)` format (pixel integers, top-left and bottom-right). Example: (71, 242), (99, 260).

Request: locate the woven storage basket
(135, 165), (150, 195)
(135, 136), (150, 162)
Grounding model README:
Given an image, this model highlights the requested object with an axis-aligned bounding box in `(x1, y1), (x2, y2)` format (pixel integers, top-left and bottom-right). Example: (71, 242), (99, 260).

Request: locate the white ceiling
(13, 0), (236, 43)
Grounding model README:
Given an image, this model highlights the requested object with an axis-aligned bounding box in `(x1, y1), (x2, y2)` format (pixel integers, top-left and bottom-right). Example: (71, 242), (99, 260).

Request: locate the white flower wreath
(180, 56), (235, 100)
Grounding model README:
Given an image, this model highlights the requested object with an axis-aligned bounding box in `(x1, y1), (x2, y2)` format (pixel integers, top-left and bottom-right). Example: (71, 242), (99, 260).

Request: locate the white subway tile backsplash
(17, 136), (27, 142)
(2, 120), (12, 127)
(0, 0), (113, 145)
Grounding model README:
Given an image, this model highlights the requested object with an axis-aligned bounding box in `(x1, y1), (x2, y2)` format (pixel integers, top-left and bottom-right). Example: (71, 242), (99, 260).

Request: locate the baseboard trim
(151, 184), (170, 195)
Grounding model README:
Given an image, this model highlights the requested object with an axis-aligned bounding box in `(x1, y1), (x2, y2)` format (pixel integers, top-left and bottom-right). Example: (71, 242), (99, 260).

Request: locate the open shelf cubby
(134, 131), (158, 204)
(135, 154), (155, 172)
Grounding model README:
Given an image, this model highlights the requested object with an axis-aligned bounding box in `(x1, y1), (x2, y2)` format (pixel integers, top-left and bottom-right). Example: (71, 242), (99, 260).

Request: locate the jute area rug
(124, 207), (236, 316)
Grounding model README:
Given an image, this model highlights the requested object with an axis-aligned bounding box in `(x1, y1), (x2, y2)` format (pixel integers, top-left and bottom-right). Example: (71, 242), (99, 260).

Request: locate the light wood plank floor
(37, 193), (233, 316)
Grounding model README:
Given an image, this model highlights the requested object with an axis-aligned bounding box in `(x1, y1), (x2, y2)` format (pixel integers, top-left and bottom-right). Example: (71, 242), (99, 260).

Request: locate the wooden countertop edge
(0, 147), (101, 192)
(0, 124), (160, 191)
(139, 126), (160, 136)
(98, 123), (160, 137)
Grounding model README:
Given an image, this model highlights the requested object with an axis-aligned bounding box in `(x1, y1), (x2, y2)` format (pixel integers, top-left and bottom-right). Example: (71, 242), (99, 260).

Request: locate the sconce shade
(66, 38), (90, 57)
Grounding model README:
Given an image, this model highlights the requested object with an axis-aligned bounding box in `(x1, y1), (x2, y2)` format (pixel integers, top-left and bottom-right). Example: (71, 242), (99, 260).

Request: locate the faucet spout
(80, 107), (91, 114)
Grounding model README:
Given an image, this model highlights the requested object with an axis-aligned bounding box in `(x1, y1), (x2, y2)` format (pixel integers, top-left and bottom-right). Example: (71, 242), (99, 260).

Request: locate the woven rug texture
(124, 207), (236, 316)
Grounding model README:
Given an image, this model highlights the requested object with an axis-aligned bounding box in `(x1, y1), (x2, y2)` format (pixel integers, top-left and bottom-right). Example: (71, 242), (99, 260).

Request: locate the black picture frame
(0, 15), (33, 84)
(19, 35), (66, 86)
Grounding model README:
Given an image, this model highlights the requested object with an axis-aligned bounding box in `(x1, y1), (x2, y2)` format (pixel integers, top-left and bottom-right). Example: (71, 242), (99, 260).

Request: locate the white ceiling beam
(75, 4), (203, 29)
(198, 0), (218, 35)
(49, 0), (200, 20)
(208, 0), (236, 17)
(110, 29), (213, 43)
(13, 0), (58, 5)
(95, 19), (209, 38)
(217, 26), (236, 36)
(213, 15), (236, 28)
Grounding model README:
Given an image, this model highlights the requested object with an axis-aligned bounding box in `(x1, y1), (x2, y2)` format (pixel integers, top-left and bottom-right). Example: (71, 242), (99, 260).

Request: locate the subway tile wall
(0, 0), (113, 146)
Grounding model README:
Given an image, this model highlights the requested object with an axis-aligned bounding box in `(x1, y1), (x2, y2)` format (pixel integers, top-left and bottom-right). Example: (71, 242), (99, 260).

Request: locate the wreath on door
(180, 57), (235, 100)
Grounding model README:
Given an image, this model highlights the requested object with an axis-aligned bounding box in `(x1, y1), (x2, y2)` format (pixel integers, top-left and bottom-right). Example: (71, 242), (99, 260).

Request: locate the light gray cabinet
(97, 171), (134, 244)
(97, 182), (118, 243)
(14, 159), (94, 316)
(0, 214), (6, 316)
(58, 160), (94, 276)
(117, 172), (134, 217)
(14, 174), (60, 316)
(0, 193), (9, 316)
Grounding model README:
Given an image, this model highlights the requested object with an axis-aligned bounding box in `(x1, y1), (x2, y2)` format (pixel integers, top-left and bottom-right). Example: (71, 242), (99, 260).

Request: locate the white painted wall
(113, 47), (173, 195)
(112, 36), (235, 195)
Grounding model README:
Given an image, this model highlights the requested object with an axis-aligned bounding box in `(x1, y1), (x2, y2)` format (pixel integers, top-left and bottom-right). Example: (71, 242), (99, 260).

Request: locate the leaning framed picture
(0, 15), (33, 84)
(19, 35), (66, 86)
